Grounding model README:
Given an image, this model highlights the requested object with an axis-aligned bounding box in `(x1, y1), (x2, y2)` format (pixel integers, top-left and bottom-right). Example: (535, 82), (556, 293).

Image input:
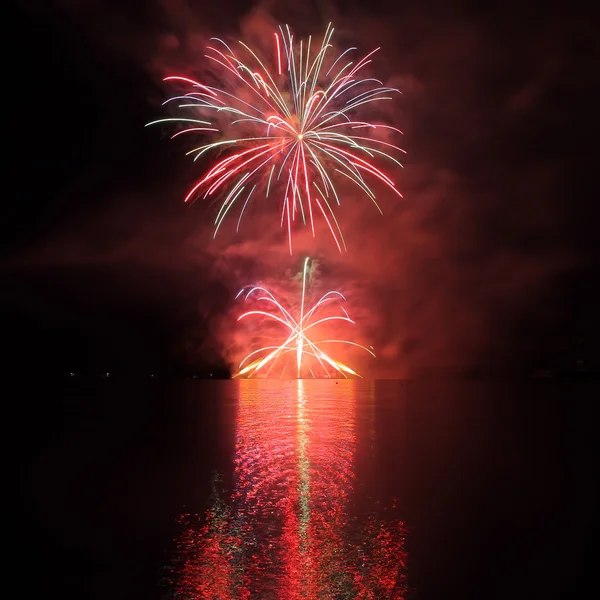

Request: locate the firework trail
(147, 23), (404, 253)
(234, 257), (375, 378)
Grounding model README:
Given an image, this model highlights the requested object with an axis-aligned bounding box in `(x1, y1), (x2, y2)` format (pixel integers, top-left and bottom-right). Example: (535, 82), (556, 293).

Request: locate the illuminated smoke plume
(11, 1), (580, 377)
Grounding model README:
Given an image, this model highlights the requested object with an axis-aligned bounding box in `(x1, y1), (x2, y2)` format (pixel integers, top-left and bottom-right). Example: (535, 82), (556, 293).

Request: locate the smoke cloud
(7, 0), (588, 377)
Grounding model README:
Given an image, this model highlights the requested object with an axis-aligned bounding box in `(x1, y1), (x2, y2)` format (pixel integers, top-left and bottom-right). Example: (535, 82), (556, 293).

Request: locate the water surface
(20, 378), (596, 599)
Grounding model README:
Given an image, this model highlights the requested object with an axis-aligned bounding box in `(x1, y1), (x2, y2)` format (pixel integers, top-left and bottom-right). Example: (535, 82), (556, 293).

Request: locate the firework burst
(147, 23), (404, 253)
(234, 257), (375, 378)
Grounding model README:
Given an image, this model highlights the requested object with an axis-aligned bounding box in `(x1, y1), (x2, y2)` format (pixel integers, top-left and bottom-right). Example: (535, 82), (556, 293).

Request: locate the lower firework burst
(234, 258), (375, 378)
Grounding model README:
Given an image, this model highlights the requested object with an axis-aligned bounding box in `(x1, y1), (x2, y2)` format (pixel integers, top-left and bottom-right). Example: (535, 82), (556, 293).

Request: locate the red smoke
(12, 0), (578, 377)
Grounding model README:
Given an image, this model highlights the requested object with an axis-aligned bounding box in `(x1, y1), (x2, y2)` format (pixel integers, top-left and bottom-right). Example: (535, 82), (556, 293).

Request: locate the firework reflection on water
(172, 380), (407, 599)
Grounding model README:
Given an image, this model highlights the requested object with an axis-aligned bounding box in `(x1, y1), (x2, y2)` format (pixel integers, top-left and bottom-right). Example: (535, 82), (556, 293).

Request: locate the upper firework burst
(148, 23), (405, 253)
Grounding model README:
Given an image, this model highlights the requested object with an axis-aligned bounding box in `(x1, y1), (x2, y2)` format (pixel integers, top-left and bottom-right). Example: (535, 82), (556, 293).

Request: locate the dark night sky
(3, 0), (599, 377)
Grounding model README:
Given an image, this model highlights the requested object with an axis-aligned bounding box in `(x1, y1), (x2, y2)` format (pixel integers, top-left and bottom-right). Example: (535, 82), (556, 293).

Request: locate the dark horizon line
(10, 370), (600, 381)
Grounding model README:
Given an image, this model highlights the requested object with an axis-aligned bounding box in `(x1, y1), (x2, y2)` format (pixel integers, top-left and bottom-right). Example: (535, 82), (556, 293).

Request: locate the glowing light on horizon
(147, 23), (404, 253)
(234, 258), (375, 379)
